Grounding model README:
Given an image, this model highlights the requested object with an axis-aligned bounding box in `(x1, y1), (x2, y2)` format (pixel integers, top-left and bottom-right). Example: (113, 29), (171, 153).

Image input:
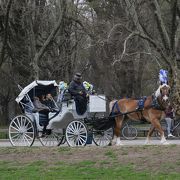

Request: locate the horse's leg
(151, 119), (169, 144)
(112, 116), (124, 146)
(145, 125), (155, 145)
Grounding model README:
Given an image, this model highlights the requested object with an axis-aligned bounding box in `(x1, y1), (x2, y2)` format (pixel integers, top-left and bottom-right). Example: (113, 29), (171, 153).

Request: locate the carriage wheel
(65, 120), (88, 147)
(9, 115), (35, 146)
(39, 129), (64, 146)
(122, 125), (138, 140)
(93, 127), (113, 146)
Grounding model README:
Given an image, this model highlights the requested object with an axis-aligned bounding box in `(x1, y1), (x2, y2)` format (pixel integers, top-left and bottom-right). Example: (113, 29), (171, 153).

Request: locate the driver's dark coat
(68, 80), (87, 115)
(68, 80), (86, 97)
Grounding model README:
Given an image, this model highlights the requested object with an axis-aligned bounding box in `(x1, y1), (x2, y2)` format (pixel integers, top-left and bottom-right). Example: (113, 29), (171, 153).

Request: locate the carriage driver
(68, 73), (88, 115)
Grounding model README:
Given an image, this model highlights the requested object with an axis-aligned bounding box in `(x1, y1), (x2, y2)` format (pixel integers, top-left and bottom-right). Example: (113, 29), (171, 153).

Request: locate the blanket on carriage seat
(74, 95), (87, 115)
(39, 113), (49, 126)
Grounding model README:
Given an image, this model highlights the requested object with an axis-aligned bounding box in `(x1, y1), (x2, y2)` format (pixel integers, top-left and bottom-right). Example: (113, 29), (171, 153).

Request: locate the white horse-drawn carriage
(9, 80), (113, 147)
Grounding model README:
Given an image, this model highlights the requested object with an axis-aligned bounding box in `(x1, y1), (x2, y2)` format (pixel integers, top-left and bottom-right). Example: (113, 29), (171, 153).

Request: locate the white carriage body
(47, 95), (106, 130)
(89, 95), (106, 112)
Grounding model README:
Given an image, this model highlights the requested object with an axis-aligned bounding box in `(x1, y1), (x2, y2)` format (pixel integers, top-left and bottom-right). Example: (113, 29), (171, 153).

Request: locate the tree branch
(153, 0), (171, 50)
(107, 23), (131, 42)
(112, 31), (171, 67)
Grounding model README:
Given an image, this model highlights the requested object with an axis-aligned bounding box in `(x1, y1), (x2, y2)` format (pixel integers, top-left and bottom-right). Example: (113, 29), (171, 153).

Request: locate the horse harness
(110, 99), (146, 121)
(110, 95), (165, 121)
(151, 93), (166, 111)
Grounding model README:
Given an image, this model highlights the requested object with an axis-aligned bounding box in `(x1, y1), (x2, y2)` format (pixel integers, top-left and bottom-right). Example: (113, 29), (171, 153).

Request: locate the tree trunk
(31, 0), (67, 79)
(0, 0), (13, 68)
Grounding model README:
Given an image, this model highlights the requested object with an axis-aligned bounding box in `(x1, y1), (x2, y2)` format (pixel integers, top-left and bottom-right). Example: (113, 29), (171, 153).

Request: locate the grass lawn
(0, 145), (180, 179)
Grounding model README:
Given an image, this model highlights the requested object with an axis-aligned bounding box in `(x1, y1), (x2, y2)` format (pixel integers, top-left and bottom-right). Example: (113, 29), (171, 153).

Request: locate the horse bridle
(157, 85), (170, 109)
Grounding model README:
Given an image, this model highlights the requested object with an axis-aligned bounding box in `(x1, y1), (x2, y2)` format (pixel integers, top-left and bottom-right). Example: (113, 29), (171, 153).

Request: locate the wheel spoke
(24, 133), (33, 140)
(12, 120), (20, 129)
(21, 116), (23, 127)
(16, 118), (21, 128)
(66, 128), (75, 134)
(77, 122), (81, 132)
(79, 136), (86, 143)
(79, 134), (87, 138)
(25, 121), (31, 128)
(74, 122), (78, 131)
(23, 135), (31, 146)
(10, 125), (19, 132)
(11, 133), (21, 139)
(79, 128), (86, 134)
(66, 134), (75, 138)
(14, 134), (22, 142)
(26, 126), (33, 131)
(70, 123), (75, 131)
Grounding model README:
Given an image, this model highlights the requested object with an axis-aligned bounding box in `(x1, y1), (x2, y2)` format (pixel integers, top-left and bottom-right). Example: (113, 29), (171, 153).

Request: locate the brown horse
(109, 84), (171, 145)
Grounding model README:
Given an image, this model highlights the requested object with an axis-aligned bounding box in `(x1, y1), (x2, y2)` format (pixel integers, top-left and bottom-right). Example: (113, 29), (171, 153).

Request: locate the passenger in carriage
(44, 93), (57, 110)
(33, 96), (50, 112)
(33, 96), (50, 136)
(68, 72), (88, 115)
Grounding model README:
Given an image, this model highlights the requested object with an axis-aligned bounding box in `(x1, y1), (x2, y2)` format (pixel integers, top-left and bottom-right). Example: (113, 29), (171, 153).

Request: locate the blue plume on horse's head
(159, 69), (168, 84)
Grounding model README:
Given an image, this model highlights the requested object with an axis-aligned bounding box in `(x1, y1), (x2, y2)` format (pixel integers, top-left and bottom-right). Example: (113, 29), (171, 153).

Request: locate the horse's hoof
(144, 140), (151, 145)
(161, 141), (169, 145)
(116, 142), (124, 146)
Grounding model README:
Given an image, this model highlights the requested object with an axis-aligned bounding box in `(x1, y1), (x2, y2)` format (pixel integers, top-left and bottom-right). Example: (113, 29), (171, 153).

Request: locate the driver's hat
(74, 72), (82, 81)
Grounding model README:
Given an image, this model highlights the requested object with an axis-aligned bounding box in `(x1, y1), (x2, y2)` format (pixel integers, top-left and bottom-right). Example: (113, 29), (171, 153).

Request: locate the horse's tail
(109, 100), (117, 113)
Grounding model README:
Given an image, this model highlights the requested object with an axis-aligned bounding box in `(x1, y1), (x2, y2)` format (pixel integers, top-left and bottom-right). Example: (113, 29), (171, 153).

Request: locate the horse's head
(155, 84), (170, 103)
(160, 84), (170, 102)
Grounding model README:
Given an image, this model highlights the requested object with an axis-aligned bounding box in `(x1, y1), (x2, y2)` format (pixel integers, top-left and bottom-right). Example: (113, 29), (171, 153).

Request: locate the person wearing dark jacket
(68, 73), (87, 115)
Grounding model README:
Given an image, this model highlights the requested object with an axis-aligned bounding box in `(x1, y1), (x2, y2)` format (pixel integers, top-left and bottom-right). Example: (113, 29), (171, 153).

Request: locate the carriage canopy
(16, 80), (58, 103)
